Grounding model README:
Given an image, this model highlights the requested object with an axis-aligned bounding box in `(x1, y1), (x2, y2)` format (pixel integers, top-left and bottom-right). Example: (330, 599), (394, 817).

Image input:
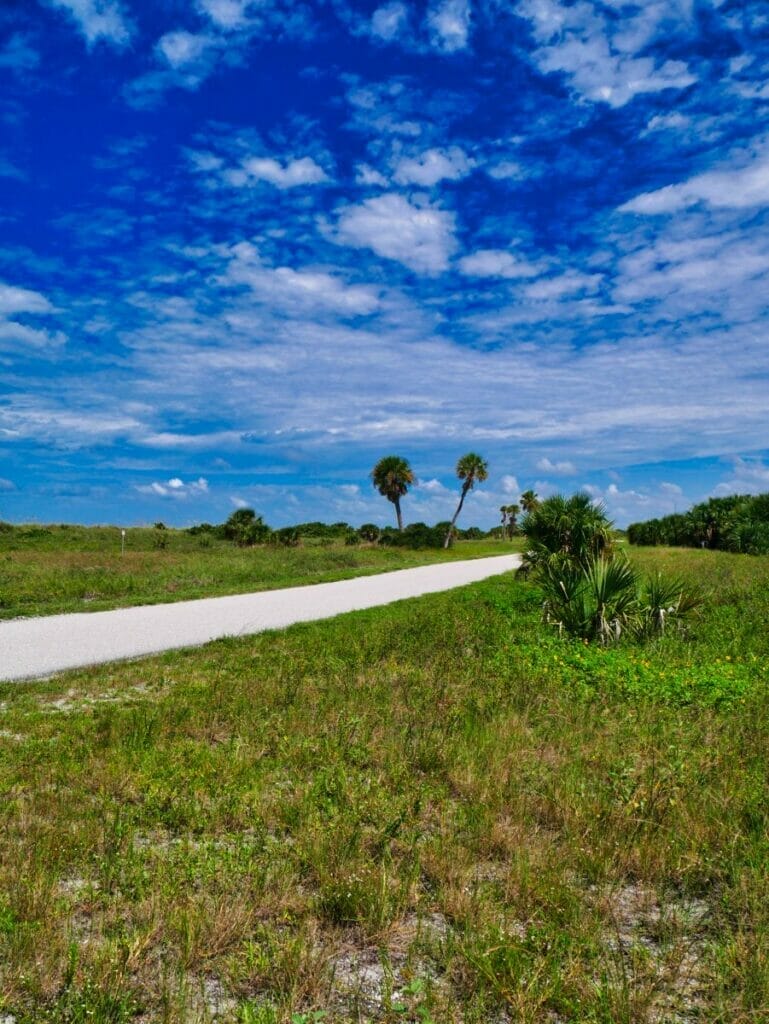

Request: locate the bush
(271, 527), (301, 547)
(222, 508), (271, 547)
(521, 493), (613, 573)
(357, 523), (381, 543)
(538, 554), (701, 645)
(523, 493), (701, 645)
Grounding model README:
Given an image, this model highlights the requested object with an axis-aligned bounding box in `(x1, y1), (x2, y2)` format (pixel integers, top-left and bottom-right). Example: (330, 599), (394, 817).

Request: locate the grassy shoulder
(0, 524), (519, 619)
(0, 546), (767, 1021)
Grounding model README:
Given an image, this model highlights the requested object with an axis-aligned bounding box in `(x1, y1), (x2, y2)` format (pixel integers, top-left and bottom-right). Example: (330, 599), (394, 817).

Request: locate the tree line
(627, 493), (769, 554)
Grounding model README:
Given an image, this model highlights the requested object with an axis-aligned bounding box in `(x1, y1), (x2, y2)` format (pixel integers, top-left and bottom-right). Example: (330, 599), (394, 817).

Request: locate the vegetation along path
(0, 554), (521, 682)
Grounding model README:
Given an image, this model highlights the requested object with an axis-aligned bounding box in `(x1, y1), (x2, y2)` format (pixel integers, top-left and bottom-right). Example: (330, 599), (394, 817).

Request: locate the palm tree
(444, 452), (488, 548)
(371, 455), (415, 531)
(520, 489), (540, 514)
(502, 502), (520, 539)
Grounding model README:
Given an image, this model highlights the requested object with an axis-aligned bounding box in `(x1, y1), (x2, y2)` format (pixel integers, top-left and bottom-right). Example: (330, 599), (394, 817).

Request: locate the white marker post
(121, 528), (126, 556)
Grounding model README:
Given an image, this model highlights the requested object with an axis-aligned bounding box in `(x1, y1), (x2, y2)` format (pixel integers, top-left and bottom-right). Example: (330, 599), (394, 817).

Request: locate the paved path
(0, 555), (521, 683)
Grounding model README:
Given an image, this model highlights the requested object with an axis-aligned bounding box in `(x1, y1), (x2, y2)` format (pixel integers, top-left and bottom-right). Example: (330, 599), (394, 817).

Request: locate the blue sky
(1, 0), (768, 529)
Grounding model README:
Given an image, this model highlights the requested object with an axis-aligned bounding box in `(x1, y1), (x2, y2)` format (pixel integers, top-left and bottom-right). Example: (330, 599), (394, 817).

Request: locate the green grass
(0, 523), (517, 619)
(0, 545), (767, 1021)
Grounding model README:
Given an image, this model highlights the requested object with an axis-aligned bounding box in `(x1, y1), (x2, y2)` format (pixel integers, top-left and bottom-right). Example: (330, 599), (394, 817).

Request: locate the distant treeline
(188, 508), (494, 549)
(628, 493), (769, 554)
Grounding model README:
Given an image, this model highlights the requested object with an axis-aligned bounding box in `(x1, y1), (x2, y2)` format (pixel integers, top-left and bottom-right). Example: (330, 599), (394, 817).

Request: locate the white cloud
(157, 31), (217, 69)
(0, 283), (53, 316)
(419, 477), (450, 493)
(48, 0), (133, 47)
(458, 248), (539, 279)
(0, 321), (65, 350)
(355, 163), (389, 187)
(427, 0), (471, 52)
(333, 193), (457, 275)
(524, 270), (602, 300)
(536, 457), (576, 475)
(613, 228), (769, 311)
(642, 111), (690, 135)
(223, 242), (381, 316)
(518, 0), (696, 107)
(581, 479), (695, 523)
(660, 481), (683, 496)
(371, 2), (409, 40)
(0, 282), (63, 353)
(198, 0), (251, 30)
(393, 146), (472, 186)
(227, 155), (329, 189)
(487, 160), (527, 181)
(712, 457), (769, 496)
(621, 144), (769, 214)
(500, 475), (520, 495)
(137, 477), (210, 499)
(0, 478), (15, 492)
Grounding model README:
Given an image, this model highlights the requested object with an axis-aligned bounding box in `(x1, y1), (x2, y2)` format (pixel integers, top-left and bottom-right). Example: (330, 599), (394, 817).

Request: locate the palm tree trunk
(394, 496), (403, 531)
(444, 486), (468, 548)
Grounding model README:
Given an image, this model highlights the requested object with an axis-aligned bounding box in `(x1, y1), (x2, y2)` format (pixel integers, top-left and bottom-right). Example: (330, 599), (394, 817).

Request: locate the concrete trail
(0, 554), (521, 683)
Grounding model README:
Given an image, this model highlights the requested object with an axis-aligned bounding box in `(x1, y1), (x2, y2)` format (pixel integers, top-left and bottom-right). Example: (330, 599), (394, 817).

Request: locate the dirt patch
(595, 882), (710, 1022)
(326, 913), (450, 1018)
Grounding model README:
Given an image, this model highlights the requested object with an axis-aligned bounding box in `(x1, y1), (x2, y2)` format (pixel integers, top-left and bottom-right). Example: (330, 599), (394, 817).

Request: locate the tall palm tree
(520, 489), (540, 514)
(371, 455), (415, 531)
(444, 452), (488, 548)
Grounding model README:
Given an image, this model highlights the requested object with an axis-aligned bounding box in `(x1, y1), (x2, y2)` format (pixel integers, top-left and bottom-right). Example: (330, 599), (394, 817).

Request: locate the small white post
(121, 528), (126, 556)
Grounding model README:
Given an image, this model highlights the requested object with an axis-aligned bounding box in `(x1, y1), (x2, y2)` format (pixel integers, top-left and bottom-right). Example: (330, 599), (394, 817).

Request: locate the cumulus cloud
(518, 0), (695, 107)
(157, 31), (217, 69)
(333, 193), (457, 275)
(227, 155), (329, 189)
(660, 481), (683, 496)
(500, 475), (520, 495)
(536, 457), (576, 475)
(621, 143), (769, 214)
(370, 2), (409, 41)
(458, 248), (539, 279)
(47, 0), (133, 47)
(198, 0), (251, 30)
(0, 284), (54, 316)
(136, 477), (210, 499)
(419, 477), (450, 493)
(222, 242), (381, 316)
(427, 0), (471, 52)
(393, 146), (472, 186)
(355, 163), (389, 186)
(524, 271), (602, 300)
(712, 457), (769, 496)
(0, 281), (63, 353)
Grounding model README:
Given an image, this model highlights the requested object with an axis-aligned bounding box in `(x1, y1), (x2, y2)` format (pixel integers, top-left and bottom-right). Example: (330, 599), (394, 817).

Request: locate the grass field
(0, 545), (767, 1022)
(0, 524), (515, 620)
